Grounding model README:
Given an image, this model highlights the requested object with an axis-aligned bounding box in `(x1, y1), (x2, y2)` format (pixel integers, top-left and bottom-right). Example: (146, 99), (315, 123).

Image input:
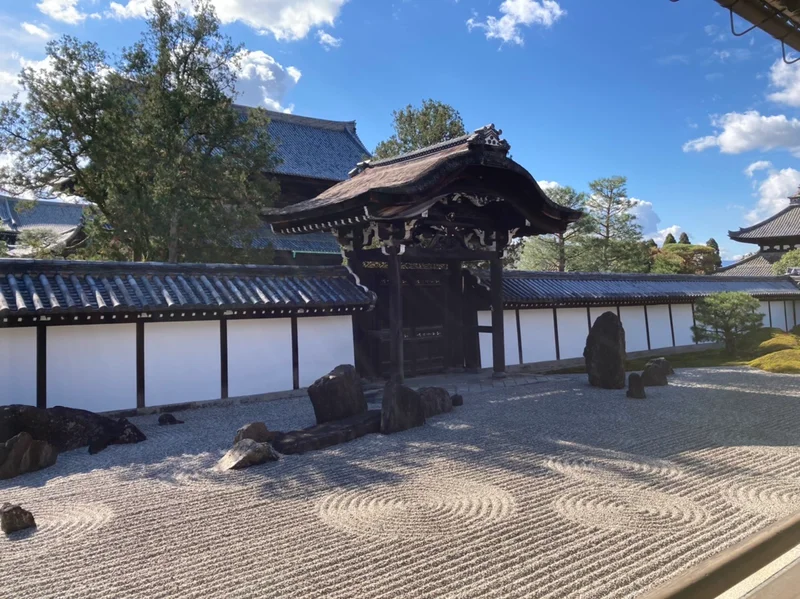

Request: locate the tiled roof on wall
(714, 252), (783, 277)
(0, 196), (84, 249)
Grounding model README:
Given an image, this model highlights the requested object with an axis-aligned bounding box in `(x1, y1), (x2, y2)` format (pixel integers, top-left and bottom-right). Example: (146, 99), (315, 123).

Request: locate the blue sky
(3, 1), (800, 261)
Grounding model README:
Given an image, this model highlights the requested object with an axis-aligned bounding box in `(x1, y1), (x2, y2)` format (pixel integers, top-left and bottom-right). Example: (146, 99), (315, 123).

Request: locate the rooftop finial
(467, 124), (510, 153)
(791, 186), (800, 205)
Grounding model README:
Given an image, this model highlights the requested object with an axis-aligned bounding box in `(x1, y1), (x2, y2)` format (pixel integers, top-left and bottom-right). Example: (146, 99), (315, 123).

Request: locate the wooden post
(220, 318), (228, 399)
(445, 261), (463, 370)
(668, 303), (676, 347)
(516, 308), (523, 365)
(463, 274), (480, 372)
(387, 245), (404, 383)
(644, 304), (652, 350)
(36, 323), (46, 409)
(136, 321), (145, 408)
(553, 308), (561, 361)
(490, 255), (505, 378)
(291, 316), (299, 389)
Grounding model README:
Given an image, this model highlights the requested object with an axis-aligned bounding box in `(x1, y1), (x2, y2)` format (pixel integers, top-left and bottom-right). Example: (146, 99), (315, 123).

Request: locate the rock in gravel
(645, 357), (674, 378)
(272, 411), (380, 455)
(583, 312), (626, 390)
(0, 432), (58, 480)
(381, 380), (425, 434)
(1, 503), (36, 534)
(234, 422), (276, 445)
(307, 364), (367, 425)
(626, 373), (646, 400)
(641, 364), (668, 387)
(158, 413), (184, 426)
(418, 387), (453, 418)
(0, 405), (146, 453)
(451, 394), (464, 407)
(217, 439), (279, 471)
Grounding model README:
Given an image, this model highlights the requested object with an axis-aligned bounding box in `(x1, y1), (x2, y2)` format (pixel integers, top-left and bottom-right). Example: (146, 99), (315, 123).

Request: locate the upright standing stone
(0, 432), (58, 480)
(583, 311), (627, 389)
(627, 373), (646, 399)
(307, 365), (367, 425)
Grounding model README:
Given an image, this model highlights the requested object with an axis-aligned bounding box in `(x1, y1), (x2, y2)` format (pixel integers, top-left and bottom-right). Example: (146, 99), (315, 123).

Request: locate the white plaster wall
(504, 311), (520, 367)
(227, 318), (293, 397)
(620, 306), (648, 352)
(757, 301), (770, 327)
(791, 301), (799, 330)
(770, 301), (789, 331)
(672, 304), (695, 346)
(589, 307), (618, 326)
(519, 309), (557, 363)
(0, 328), (36, 406)
(556, 308), (589, 359)
(478, 310), (492, 369)
(647, 305), (673, 350)
(145, 320), (221, 406)
(47, 324), (136, 412)
(297, 315), (354, 387)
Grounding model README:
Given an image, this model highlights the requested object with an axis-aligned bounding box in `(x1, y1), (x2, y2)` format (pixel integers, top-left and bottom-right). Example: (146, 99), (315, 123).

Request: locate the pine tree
(663, 233), (677, 246)
(678, 232), (691, 244)
(706, 237), (722, 269)
(373, 99), (466, 159)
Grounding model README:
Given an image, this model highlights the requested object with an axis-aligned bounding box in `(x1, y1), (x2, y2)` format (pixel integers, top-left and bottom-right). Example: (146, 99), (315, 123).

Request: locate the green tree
(516, 185), (595, 271)
(678, 232), (690, 244)
(663, 233), (677, 246)
(373, 99), (466, 159)
(772, 249), (800, 275)
(706, 237), (722, 269)
(16, 229), (62, 259)
(692, 292), (764, 354)
(651, 244), (718, 275)
(577, 176), (648, 272)
(0, 0), (279, 263)
(646, 238), (658, 250)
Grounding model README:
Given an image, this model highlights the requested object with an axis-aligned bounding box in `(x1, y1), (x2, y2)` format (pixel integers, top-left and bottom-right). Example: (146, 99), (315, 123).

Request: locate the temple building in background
(716, 188), (800, 276)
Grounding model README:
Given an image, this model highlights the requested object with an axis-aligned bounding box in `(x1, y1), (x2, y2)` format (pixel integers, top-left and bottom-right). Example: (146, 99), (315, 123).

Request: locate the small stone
(418, 387), (453, 418)
(626, 373), (646, 400)
(452, 394), (464, 407)
(234, 422), (275, 445)
(641, 364), (668, 387)
(158, 413), (183, 426)
(1, 503), (36, 534)
(645, 357), (674, 377)
(217, 439), (279, 471)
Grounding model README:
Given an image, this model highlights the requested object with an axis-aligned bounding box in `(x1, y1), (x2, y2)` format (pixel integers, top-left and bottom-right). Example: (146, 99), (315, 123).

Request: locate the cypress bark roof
(729, 200), (800, 243)
(713, 251), (784, 277)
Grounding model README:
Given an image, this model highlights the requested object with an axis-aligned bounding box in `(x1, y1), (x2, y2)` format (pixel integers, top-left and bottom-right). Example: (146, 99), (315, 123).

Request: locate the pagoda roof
(262, 125), (582, 236)
(729, 196), (800, 243)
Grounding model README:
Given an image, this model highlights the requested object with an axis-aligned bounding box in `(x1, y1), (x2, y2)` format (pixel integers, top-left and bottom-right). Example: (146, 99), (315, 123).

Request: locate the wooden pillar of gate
(444, 260), (464, 370)
(387, 245), (404, 383)
(490, 255), (506, 378)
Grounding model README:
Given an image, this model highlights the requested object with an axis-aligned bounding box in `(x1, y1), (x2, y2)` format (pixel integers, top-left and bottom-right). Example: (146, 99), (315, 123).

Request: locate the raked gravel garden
(4, 367), (800, 598)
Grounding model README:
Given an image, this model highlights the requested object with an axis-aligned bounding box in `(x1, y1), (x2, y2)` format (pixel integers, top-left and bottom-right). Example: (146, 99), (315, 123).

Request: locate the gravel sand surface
(3, 367), (800, 598)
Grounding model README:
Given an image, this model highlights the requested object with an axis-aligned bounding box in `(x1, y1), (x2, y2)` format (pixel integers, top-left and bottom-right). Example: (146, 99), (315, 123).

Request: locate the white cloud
(538, 180), (560, 191)
(234, 50), (301, 113)
(37, 0), (86, 24)
(651, 225), (683, 245)
(628, 198), (661, 235)
(0, 70), (20, 102)
(746, 167), (800, 223)
(108, 0), (348, 40)
(316, 30), (341, 49)
(682, 111), (800, 155)
(768, 59), (800, 108)
(467, 0), (565, 46)
(21, 22), (52, 40)
(744, 160), (772, 178)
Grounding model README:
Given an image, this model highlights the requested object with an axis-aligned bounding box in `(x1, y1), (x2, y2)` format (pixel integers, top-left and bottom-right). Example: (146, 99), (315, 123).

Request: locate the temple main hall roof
(729, 192), (800, 243)
(714, 251), (784, 277)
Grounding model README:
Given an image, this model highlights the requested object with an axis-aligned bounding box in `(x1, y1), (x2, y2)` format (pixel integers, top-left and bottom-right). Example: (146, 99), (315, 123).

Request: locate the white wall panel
(0, 328), (36, 406)
(504, 311), (520, 367)
(519, 309), (557, 363)
(620, 306), (648, 352)
(758, 301), (770, 327)
(647, 305), (673, 350)
(297, 315), (354, 387)
(788, 301), (798, 330)
(228, 318), (293, 397)
(672, 304), (695, 346)
(556, 308), (589, 359)
(589, 307), (618, 326)
(47, 324), (136, 412)
(145, 320), (221, 406)
(478, 310), (492, 369)
(770, 301), (789, 331)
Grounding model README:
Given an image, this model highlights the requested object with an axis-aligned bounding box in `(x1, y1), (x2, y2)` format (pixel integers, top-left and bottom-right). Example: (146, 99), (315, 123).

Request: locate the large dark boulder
(307, 365), (367, 425)
(418, 387), (453, 419)
(626, 373), (646, 400)
(272, 411), (381, 455)
(641, 364), (669, 387)
(583, 312), (627, 389)
(381, 381), (426, 434)
(1, 503), (36, 534)
(645, 357), (675, 378)
(0, 405), (146, 454)
(0, 432), (58, 480)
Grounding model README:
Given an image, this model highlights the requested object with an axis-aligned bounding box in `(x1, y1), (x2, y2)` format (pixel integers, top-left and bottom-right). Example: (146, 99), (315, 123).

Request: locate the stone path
(3, 367), (800, 598)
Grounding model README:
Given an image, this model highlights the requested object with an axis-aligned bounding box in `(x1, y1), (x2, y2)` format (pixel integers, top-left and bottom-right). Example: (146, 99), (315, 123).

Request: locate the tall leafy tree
(373, 99), (466, 159)
(678, 232), (691, 244)
(663, 233), (677, 246)
(706, 237), (722, 269)
(651, 244), (718, 275)
(772, 249), (800, 275)
(516, 185), (594, 271)
(0, 0), (279, 263)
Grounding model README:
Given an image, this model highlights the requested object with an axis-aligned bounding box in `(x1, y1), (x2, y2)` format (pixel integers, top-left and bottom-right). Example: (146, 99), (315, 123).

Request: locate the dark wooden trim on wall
(36, 323), (46, 409)
(220, 318), (229, 399)
(784, 301), (789, 332)
(794, 300), (798, 330)
(668, 303), (676, 347)
(516, 308), (523, 365)
(616, 305), (621, 319)
(643, 304), (652, 351)
(136, 321), (145, 409)
(691, 302), (698, 345)
(768, 301), (773, 328)
(489, 256), (506, 377)
(553, 308), (561, 361)
(586, 306), (592, 331)
(291, 316), (300, 390)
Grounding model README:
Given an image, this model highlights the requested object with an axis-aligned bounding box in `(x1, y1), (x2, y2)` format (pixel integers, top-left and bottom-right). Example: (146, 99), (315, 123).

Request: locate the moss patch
(749, 349), (800, 374)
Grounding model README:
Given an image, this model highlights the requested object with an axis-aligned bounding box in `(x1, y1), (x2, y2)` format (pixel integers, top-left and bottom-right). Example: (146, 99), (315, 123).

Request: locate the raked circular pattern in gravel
(4, 367), (800, 598)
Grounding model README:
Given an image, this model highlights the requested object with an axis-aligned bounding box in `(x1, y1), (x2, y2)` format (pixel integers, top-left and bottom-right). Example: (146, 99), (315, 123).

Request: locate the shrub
(740, 328), (800, 355)
(692, 292), (765, 354)
(772, 249), (800, 275)
(749, 349), (800, 374)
